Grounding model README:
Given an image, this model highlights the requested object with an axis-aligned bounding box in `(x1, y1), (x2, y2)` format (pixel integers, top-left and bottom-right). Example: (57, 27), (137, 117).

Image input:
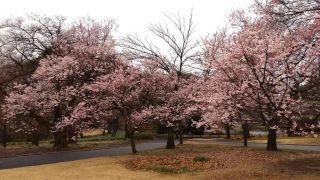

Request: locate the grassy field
(249, 137), (320, 145)
(229, 135), (320, 145)
(0, 129), (156, 158)
(1, 140), (320, 180)
(0, 129), (128, 158)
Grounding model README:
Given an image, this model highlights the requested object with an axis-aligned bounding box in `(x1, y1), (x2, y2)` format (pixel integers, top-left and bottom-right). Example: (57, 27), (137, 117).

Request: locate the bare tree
(122, 12), (202, 79)
(121, 12), (202, 148)
(255, 0), (320, 27)
(0, 14), (66, 66)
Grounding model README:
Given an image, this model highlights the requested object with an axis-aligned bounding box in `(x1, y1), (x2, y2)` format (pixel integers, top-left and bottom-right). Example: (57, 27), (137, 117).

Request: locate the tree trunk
(75, 133), (78, 143)
(31, 131), (39, 146)
(242, 122), (249, 147)
(111, 126), (118, 137)
(130, 131), (137, 154)
(267, 129), (277, 151)
(287, 127), (293, 137)
(225, 124), (231, 139)
(179, 130), (183, 144)
(53, 130), (68, 148)
(111, 118), (118, 137)
(79, 131), (84, 138)
(52, 106), (67, 148)
(166, 128), (175, 149)
(2, 123), (7, 148)
(124, 121), (131, 139)
(120, 108), (136, 153)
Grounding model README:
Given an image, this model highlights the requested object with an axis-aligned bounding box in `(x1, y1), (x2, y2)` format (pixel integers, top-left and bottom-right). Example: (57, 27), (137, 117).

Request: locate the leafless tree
(121, 12), (202, 148)
(256, 0), (320, 27)
(121, 12), (202, 81)
(0, 14), (66, 66)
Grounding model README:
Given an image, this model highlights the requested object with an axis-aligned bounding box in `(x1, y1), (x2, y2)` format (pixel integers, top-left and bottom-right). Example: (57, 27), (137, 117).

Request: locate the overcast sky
(0, 0), (254, 37)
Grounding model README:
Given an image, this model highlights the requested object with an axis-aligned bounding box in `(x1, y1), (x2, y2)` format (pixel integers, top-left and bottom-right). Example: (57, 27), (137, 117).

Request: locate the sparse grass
(0, 130), (128, 158)
(249, 136), (320, 145)
(228, 134), (320, 145)
(82, 128), (105, 136)
(135, 130), (156, 140)
(78, 132), (126, 142)
(1, 140), (320, 179)
(193, 155), (210, 162)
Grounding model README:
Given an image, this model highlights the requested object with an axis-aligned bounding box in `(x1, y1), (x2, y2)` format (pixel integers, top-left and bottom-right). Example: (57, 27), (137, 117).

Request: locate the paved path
(1, 138), (319, 170)
(189, 138), (320, 152)
(0, 140), (166, 170)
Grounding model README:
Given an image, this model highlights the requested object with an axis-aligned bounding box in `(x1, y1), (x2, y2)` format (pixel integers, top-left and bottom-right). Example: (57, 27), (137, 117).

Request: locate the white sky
(0, 0), (254, 37)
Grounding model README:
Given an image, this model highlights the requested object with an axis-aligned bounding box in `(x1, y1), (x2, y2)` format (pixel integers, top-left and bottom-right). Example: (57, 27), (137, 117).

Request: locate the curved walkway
(189, 138), (320, 152)
(1, 138), (319, 170)
(0, 140), (166, 170)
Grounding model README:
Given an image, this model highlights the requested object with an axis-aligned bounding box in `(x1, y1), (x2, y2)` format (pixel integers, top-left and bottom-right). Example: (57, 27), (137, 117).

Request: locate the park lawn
(1, 141), (320, 180)
(0, 131), (128, 158)
(248, 136), (320, 145)
(0, 140), (129, 158)
(228, 135), (320, 145)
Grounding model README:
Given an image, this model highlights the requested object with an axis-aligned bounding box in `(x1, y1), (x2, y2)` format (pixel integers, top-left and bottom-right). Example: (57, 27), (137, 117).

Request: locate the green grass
(135, 130), (155, 140)
(148, 165), (191, 174)
(193, 155), (210, 162)
(78, 131), (126, 142)
(0, 131), (130, 158)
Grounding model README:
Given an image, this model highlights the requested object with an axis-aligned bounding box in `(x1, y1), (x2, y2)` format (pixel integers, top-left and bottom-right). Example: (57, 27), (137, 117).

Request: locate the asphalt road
(190, 138), (320, 152)
(0, 140), (166, 170)
(0, 138), (319, 170)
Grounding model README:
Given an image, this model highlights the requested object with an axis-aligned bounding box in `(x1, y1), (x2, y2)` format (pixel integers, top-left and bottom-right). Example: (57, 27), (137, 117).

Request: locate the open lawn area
(233, 136), (320, 145)
(0, 129), (128, 158)
(249, 137), (320, 145)
(229, 135), (320, 145)
(1, 141), (320, 180)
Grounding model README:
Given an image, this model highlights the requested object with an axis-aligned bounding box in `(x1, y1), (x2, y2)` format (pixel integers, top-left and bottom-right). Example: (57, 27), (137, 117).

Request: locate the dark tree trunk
(75, 133), (78, 143)
(166, 128), (175, 149)
(110, 118), (118, 137)
(2, 123), (7, 148)
(179, 130), (183, 144)
(79, 131), (84, 138)
(111, 126), (118, 137)
(242, 122), (249, 147)
(287, 127), (293, 137)
(124, 122), (131, 139)
(130, 131), (137, 154)
(267, 129), (278, 151)
(102, 129), (106, 135)
(66, 126), (76, 143)
(225, 124), (231, 139)
(53, 130), (68, 148)
(52, 106), (67, 148)
(107, 123), (112, 135)
(31, 131), (39, 146)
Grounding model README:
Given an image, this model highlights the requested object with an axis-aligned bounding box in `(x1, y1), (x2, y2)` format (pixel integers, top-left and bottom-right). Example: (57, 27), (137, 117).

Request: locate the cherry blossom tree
(201, 14), (319, 150)
(75, 66), (168, 153)
(256, 0), (320, 137)
(122, 12), (202, 149)
(0, 14), (67, 147)
(257, 0), (320, 27)
(150, 77), (201, 148)
(3, 18), (117, 148)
